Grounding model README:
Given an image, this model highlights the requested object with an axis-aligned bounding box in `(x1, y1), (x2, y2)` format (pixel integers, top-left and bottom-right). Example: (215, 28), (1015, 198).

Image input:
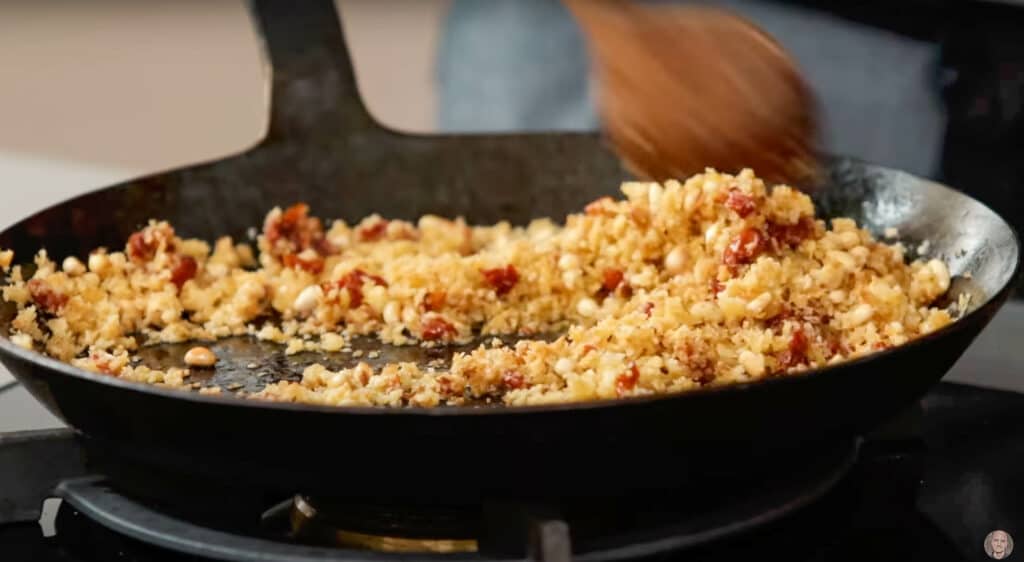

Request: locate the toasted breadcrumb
(0, 169), (955, 407)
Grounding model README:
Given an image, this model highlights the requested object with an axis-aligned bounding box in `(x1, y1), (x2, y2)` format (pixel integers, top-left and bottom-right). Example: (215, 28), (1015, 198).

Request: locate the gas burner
(45, 440), (856, 561)
(290, 496), (480, 553)
(4, 383), (1024, 561)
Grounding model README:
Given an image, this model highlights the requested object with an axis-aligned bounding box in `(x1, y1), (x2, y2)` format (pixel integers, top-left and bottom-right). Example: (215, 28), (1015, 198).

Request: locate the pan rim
(0, 158), (1019, 418)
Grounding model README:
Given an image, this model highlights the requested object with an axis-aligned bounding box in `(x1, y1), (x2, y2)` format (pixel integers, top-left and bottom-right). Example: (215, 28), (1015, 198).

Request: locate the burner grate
(50, 439), (857, 561)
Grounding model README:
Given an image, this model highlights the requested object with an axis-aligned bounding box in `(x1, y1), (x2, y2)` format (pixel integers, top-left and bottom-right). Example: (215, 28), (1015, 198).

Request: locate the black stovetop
(1, 382), (1022, 561)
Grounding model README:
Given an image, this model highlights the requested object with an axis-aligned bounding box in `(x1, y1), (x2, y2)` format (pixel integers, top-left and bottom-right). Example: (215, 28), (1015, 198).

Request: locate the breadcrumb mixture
(0, 169), (954, 407)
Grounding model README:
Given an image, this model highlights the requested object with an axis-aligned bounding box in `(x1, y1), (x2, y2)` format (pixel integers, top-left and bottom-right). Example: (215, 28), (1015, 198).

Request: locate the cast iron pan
(0, 0), (1019, 503)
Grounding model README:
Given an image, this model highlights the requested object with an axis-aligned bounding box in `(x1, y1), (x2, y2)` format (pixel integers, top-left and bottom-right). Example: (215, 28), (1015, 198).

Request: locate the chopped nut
(576, 297), (598, 317)
(738, 350), (766, 377)
(321, 332), (346, 352)
(61, 257), (86, 276)
(87, 252), (110, 274)
(0, 249), (14, 271)
(293, 285), (323, 315)
(554, 358), (575, 375)
(557, 253), (580, 270)
(184, 346), (217, 368)
(664, 246), (686, 274)
(10, 333), (33, 350)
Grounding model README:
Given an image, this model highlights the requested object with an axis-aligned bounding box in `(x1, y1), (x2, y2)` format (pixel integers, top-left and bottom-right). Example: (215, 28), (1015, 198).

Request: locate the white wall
(0, 0), (445, 228)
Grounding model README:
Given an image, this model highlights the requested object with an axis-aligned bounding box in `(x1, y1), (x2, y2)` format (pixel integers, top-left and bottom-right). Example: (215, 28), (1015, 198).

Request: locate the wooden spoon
(566, 0), (819, 186)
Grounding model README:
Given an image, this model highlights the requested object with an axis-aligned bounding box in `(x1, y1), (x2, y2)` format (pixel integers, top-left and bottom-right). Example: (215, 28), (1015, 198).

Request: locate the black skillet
(0, 0), (1019, 505)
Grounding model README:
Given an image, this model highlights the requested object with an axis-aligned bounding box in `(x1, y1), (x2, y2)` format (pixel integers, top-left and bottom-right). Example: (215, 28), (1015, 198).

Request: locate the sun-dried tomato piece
(778, 326), (809, 369)
(502, 370), (525, 390)
(481, 265), (519, 296)
(422, 290), (447, 312)
(127, 231), (154, 262)
(421, 316), (456, 341)
(725, 189), (757, 218)
(696, 372), (716, 385)
(314, 238), (337, 256)
(602, 268), (625, 293)
(329, 269), (388, 308)
(357, 219), (389, 242)
(355, 219), (418, 243)
(127, 224), (175, 262)
(437, 376), (454, 395)
(282, 253), (325, 274)
(169, 256), (197, 289)
(709, 278), (725, 295)
(90, 352), (118, 376)
(341, 282), (363, 309)
(263, 203), (332, 257)
(723, 227), (767, 268)
(346, 284), (362, 307)
(27, 279), (68, 313)
(789, 326), (809, 355)
(677, 341), (714, 380)
(767, 307), (793, 330)
(616, 363), (641, 396)
(264, 204), (299, 247)
(766, 217), (816, 250)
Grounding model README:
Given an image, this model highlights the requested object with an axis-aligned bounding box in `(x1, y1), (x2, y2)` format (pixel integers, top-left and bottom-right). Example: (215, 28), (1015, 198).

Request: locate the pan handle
(246, 0), (383, 139)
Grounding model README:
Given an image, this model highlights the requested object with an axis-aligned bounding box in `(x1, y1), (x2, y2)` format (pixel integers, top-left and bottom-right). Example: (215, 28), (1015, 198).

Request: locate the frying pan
(0, 0), (1019, 505)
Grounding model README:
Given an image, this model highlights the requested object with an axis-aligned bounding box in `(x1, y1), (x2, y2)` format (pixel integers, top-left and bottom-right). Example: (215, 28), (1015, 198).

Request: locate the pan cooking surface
(132, 333), (552, 400)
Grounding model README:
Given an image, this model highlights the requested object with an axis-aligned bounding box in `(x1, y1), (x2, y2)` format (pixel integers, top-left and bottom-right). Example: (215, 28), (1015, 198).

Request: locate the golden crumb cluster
(1, 169), (954, 407)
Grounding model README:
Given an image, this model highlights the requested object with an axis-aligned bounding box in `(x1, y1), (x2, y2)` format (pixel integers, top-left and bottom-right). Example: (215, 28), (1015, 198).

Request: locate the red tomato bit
(170, 256), (198, 289)
(481, 265), (519, 296)
(616, 363), (641, 396)
(502, 370), (525, 389)
(421, 316), (457, 341)
(723, 227), (767, 268)
(27, 279), (68, 313)
(725, 189), (757, 217)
